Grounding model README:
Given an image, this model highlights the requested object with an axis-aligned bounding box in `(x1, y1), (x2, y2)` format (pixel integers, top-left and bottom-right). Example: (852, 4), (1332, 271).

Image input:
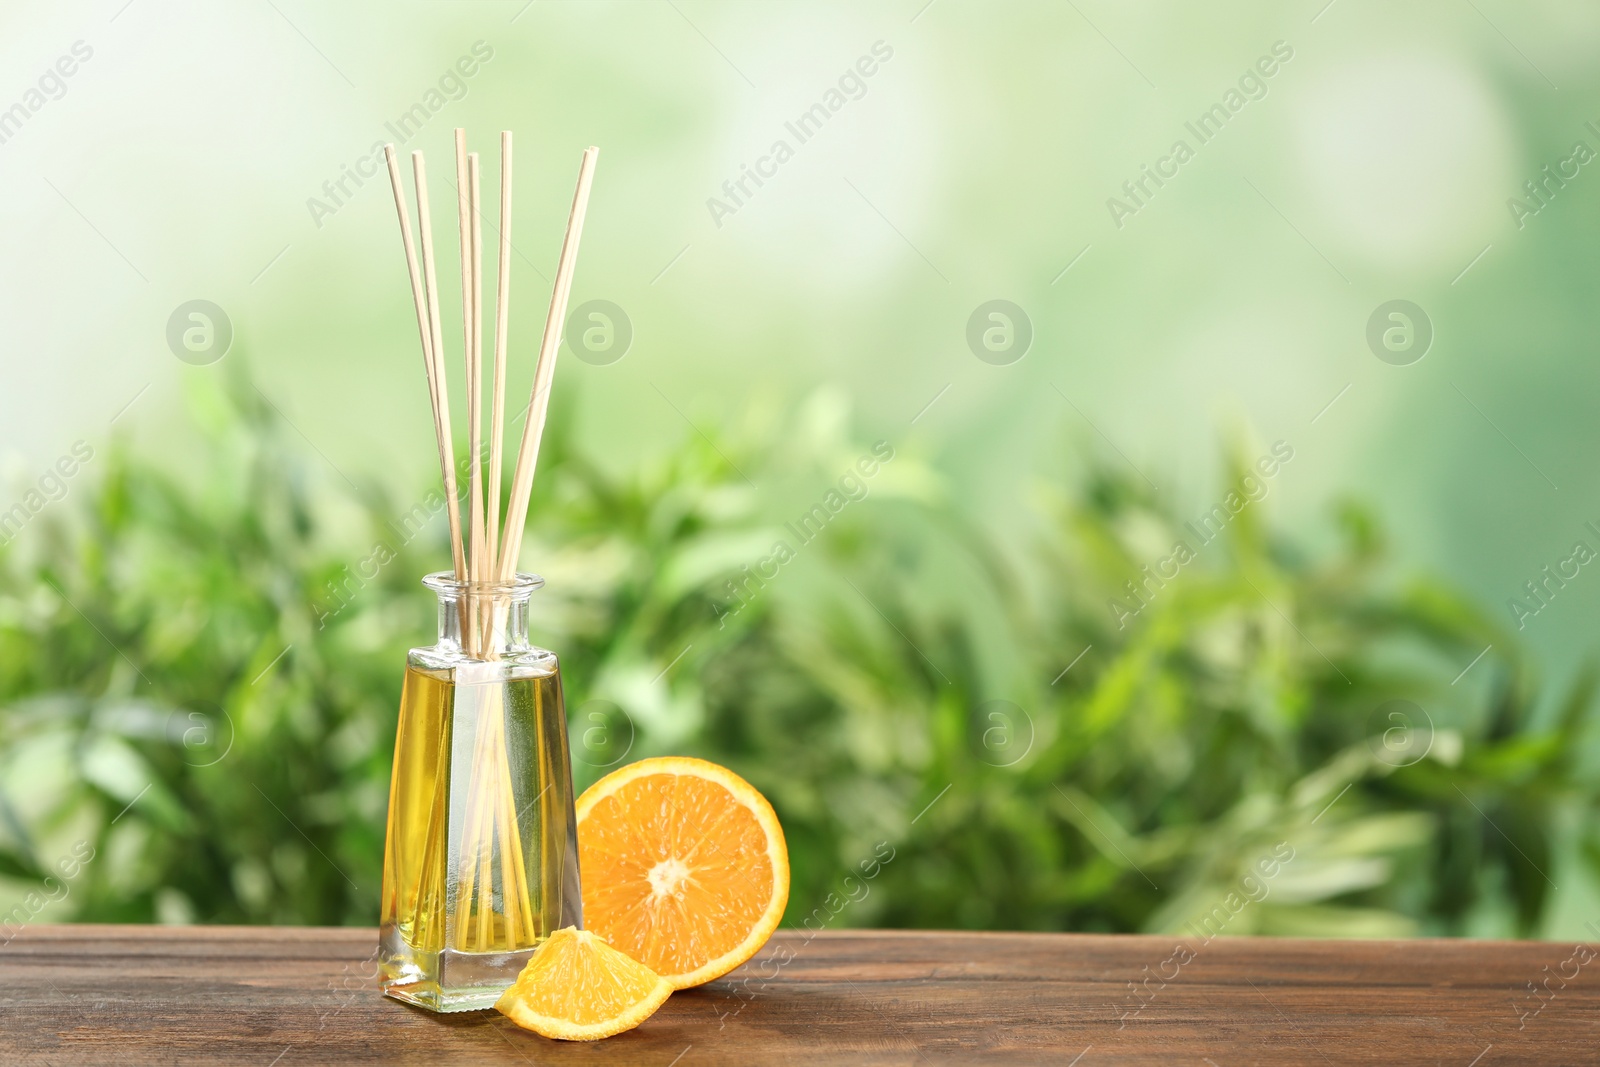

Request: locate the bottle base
(379, 926), (537, 1013)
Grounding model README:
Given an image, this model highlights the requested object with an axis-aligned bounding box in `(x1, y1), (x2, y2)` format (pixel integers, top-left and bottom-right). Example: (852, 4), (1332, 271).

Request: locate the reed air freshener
(376, 129), (598, 1011)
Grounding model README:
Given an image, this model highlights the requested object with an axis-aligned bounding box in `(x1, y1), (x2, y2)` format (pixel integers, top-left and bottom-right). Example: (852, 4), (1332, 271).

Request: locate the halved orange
(576, 756), (789, 989)
(495, 927), (672, 1041)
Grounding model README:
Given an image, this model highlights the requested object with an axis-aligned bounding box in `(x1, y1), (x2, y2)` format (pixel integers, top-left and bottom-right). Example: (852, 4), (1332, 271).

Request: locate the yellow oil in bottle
(380, 666), (451, 961)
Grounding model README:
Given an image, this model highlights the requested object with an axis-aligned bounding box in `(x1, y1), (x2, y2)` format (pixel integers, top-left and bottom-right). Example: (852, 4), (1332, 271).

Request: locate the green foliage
(1, 371), (1596, 938)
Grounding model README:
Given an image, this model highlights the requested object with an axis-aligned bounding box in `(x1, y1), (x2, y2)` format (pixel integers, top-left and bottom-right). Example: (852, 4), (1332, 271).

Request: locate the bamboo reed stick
(496, 147), (599, 580)
(487, 132), (513, 575)
(482, 135), (538, 943)
(460, 136), (487, 614)
(496, 719), (537, 940)
(452, 703), (489, 948)
(381, 146), (452, 517)
(471, 154), (491, 661)
(405, 150), (466, 582)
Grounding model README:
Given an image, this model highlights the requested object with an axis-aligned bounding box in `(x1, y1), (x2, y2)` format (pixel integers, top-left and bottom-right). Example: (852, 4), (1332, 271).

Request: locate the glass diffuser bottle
(379, 573), (581, 1011)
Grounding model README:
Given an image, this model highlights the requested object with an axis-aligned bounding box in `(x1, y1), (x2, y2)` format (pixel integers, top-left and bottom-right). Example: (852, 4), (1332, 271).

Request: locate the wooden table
(2, 925), (1595, 1064)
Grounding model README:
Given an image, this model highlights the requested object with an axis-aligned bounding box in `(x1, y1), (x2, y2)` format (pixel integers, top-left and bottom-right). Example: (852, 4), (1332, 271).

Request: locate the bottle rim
(421, 571), (544, 596)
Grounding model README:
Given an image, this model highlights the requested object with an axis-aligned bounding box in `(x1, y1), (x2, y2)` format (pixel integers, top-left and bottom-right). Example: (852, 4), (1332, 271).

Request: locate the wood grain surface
(1, 925), (1595, 1065)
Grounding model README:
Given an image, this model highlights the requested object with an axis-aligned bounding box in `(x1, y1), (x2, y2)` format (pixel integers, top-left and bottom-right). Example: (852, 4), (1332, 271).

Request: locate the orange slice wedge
(494, 927), (672, 1041)
(577, 756), (789, 988)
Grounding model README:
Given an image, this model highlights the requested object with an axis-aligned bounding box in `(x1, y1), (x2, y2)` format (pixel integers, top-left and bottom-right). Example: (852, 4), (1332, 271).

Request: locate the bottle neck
(436, 593), (531, 656)
(423, 573), (542, 661)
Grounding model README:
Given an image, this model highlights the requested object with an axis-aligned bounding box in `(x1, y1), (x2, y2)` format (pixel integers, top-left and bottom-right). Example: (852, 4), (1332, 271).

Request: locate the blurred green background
(4, 1), (1600, 940)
